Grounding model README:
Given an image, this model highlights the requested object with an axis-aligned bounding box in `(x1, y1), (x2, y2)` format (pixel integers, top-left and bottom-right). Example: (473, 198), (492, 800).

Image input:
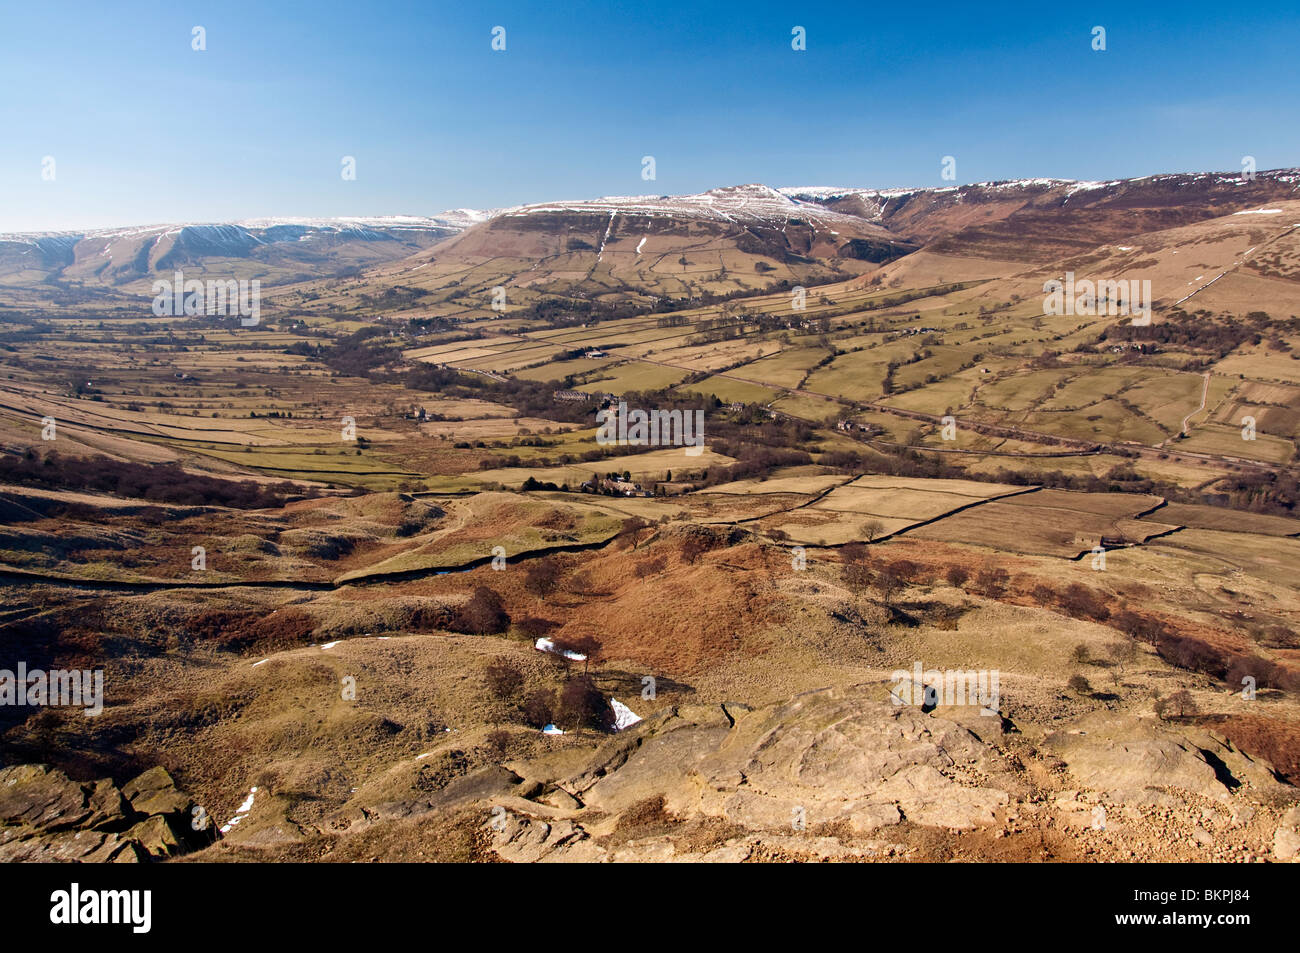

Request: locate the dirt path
(1178, 372), (1211, 437)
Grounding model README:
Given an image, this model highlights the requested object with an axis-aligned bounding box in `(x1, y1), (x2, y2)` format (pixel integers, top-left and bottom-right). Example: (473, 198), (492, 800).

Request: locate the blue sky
(1, 0), (1297, 230)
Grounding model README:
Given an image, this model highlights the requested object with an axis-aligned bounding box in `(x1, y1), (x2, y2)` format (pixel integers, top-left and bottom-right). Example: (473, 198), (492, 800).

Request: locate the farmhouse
(581, 477), (650, 497)
(604, 478), (648, 497)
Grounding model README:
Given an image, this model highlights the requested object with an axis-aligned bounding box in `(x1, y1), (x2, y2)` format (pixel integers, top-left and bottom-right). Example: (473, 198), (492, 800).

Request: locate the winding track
(1178, 372), (1211, 438)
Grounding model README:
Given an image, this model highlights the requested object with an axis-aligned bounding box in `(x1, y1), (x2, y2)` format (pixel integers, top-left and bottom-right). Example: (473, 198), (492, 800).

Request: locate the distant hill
(0, 215), (481, 295)
(2, 170), (1297, 317)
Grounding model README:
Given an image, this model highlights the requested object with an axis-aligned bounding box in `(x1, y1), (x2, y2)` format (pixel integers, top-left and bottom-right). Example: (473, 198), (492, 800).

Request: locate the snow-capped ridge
(0, 212), (488, 244)
(779, 168), (1300, 204)
(502, 183), (870, 228)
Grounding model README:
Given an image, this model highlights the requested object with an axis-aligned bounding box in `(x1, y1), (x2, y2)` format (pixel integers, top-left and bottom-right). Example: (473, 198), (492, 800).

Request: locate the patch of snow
(321, 640), (341, 650)
(595, 211), (616, 262)
(534, 637), (586, 661)
(1233, 208), (1283, 215)
(1067, 180), (1120, 195)
(541, 724), (565, 735)
(610, 699), (642, 731)
(251, 659), (268, 667)
(219, 786), (257, 833)
(779, 185), (926, 201)
(977, 177), (1070, 190)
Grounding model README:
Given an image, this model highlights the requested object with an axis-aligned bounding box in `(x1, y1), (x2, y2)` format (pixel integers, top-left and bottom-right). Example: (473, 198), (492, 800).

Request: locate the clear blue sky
(1, 0), (1297, 230)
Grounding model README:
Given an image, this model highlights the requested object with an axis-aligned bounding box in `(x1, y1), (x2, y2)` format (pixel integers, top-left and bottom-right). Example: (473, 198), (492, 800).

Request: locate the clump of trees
(973, 567), (1010, 598)
(1110, 609), (1168, 644)
(482, 633), (613, 733)
(0, 451), (303, 508)
(484, 660), (525, 700)
(680, 528), (731, 565)
(1099, 309), (1278, 361)
(523, 556), (565, 598)
(1031, 583), (1111, 623)
(699, 447), (813, 488)
(635, 554), (667, 577)
(839, 544), (907, 610)
(842, 553), (873, 609)
(451, 587), (510, 635)
(556, 676), (614, 731)
(983, 463), (1298, 519)
(1155, 689), (1197, 720)
(322, 326), (400, 377)
(1110, 608), (1298, 690)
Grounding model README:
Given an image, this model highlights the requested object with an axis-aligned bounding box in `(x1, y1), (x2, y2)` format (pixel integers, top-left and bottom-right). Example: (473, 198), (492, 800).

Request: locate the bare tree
(484, 660), (525, 702)
(1107, 639), (1137, 674)
(566, 635), (602, 676)
(974, 567), (1010, 598)
(524, 557), (564, 598)
(1155, 689), (1196, 720)
(843, 562), (873, 611)
(841, 542), (869, 565)
(873, 570), (901, 608)
(681, 534), (711, 565)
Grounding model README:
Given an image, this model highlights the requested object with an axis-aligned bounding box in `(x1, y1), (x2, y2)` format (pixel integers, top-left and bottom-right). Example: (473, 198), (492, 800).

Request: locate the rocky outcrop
(1048, 719), (1292, 803)
(475, 685), (1300, 863)
(1275, 805), (1300, 862)
(0, 763), (214, 862)
(481, 685), (1024, 861)
(561, 688), (1014, 834)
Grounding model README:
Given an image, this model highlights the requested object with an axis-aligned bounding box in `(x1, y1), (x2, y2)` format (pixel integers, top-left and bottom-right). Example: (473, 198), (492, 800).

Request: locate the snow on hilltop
(778, 179), (1080, 203)
(235, 213), (486, 230)
(0, 213), (485, 245)
(501, 183), (874, 228)
(780, 168), (1300, 204)
(5, 170), (1297, 243)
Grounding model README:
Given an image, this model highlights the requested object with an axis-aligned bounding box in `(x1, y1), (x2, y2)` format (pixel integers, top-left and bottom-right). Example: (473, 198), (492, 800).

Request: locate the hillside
(1, 168), (1298, 867)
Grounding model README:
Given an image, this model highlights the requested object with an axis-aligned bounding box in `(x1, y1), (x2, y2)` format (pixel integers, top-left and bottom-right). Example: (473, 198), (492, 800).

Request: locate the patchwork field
(909, 488), (1180, 557)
